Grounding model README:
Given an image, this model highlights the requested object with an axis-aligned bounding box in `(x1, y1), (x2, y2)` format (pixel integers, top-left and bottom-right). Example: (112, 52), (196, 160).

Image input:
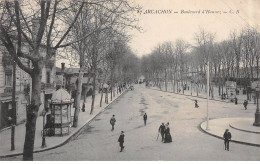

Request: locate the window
(5, 73), (12, 86)
(46, 71), (51, 84)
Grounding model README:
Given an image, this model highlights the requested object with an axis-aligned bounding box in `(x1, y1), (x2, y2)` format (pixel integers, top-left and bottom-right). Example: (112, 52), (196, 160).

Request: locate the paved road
(4, 85), (260, 161)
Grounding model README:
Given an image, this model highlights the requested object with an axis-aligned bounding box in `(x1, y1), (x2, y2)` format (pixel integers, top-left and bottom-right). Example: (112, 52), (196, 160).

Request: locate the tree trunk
(100, 85), (104, 107)
(73, 70), (83, 127)
(105, 88), (108, 104)
(23, 71), (42, 161)
(165, 68), (167, 91)
(100, 73), (107, 107)
(90, 73), (96, 115)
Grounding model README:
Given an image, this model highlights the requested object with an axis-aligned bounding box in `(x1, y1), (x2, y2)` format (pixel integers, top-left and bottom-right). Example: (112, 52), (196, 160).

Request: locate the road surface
(4, 84), (260, 161)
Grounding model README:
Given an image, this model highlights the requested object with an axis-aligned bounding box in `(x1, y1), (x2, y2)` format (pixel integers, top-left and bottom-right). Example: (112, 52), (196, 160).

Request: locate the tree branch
(54, 0), (85, 49)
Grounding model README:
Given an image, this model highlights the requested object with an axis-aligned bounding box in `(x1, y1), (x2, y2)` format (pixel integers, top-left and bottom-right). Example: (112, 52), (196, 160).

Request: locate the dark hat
(226, 129), (229, 131)
(121, 131), (124, 133)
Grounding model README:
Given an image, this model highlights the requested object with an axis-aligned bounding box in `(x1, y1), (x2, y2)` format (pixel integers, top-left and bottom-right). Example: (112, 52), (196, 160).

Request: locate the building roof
(51, 88), (73, 104)
(56, 67), (80, 75)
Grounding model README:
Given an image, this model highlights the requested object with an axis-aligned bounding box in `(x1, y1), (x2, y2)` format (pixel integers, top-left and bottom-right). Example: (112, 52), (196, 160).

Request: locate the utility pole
(11, 59), (16, 150)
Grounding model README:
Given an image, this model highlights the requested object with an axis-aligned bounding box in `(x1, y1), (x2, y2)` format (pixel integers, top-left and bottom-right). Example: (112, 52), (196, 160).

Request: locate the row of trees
(0, 0), (140, 160)
(141, 27), (260, 98)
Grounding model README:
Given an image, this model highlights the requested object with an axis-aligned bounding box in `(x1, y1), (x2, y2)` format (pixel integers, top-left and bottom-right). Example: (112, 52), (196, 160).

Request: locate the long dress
(164, 127), (172, 143)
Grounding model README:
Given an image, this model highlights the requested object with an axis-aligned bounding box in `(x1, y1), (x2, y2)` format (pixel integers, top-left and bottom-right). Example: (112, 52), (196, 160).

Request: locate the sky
(128, 0), (260, 58)
(57, 0), (260, 67)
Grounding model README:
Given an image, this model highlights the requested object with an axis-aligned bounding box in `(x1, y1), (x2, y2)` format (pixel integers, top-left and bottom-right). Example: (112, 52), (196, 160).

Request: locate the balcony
(1, 86), (12, 97)
(45, 60), (55, 69)
(2, 54), (13, 67)
(4, 86), (12, 94)
(1, 86), (23, 97)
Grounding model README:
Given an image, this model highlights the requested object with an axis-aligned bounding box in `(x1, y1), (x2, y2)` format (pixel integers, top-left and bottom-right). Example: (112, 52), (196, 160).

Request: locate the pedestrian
(110, 115), (116, 131)
(82, 103), (85, 112)
(158, 123), (166, 142)
(164, 122), (172, 143)
(234, 97), (238, 105)
(194, 100), (199, 108)
(223, 129), (232, 151)
(143, 113), (147, 126)
(118, 131), (125, 152)
(243, 100), (248, 110)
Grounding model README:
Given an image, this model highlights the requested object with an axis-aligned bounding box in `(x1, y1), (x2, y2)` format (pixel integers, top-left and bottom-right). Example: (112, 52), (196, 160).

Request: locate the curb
(0, 89), (129, 159)
(229, 124), (260, 134)
(199, 120), (260, 147)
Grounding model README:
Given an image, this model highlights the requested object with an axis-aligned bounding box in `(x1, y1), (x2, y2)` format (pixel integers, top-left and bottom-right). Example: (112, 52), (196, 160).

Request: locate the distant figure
(243, 100), (248, 110)
(118, 131), (125, 152)
(158, 123), (166, 142)
(110, 115), (116, 131)
(223, 129), (232, 151)
(82, 103), (85, 112)
(195, 100), (199, 108)
(164, 122), (172, 143)
(234, 97), (238, 105)
(143, 113), (147, 126)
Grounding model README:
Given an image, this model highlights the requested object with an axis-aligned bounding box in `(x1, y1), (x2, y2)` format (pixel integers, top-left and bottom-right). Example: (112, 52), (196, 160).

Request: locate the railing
(41, 83), (55, 90)
(4, 86), (12, 94)
(45, 60), (55, 68)
(2, 54), (13, 67)
(0, 86), (13, 97)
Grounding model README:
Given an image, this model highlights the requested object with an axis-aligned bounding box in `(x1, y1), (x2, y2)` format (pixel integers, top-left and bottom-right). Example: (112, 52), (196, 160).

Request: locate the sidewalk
(0, 89), (128, 158)
(150, 85), (260, 147)
(151, 84), (255, 105)
(200, 117), (260, 147)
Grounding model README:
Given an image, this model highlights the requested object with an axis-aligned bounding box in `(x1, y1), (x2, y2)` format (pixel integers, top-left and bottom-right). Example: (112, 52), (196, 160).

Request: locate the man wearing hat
(223, 129), (232, 151)
(110, 115), (116, 131)
(158, 123), (166, 142)
(118, 131), (125, 152)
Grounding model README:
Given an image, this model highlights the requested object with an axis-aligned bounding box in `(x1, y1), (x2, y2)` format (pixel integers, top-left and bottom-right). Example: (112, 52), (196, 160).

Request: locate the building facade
(0, 44), (56, 130)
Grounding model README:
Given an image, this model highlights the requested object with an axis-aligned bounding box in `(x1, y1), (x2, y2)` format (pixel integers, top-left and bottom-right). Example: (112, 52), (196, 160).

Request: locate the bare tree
(0, 0), (85, 160)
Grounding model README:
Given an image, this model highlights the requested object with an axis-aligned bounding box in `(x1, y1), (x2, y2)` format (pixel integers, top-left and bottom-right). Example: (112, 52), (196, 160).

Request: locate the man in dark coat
(110, 115), (116, 131)
(143, 113), (147, 126)
(243, 100), (248, 110)
(118, 131), (125, 152)
(158, 123), (165, 142)
(82, 103), (85, 112)
(223, 129), (232, 151)
(194, 100), (199, 108)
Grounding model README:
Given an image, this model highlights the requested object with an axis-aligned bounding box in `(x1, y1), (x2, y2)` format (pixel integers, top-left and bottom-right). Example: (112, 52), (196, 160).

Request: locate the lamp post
(253, 85), (260, 126)
(41, 109), (47, 148)
(206, 61), (210, 130)
(41, 95), (50, 148)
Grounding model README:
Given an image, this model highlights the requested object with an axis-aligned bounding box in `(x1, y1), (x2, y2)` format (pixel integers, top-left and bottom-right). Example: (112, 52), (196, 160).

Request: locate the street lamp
(41, 109), (47, 148)
(41, 98), (50, 148)
(253, 85), (260, 126)
(206, 61), (210, 130)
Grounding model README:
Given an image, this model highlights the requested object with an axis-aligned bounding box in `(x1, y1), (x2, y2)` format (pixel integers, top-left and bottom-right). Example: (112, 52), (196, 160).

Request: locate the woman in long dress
(164, 123), (172, 143)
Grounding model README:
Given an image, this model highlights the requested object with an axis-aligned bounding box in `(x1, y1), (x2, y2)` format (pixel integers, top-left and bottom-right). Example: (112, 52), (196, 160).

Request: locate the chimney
(61, 62), (65, 72)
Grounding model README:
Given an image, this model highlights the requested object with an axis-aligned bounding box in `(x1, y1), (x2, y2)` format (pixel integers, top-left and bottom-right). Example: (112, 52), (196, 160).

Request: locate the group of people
(158, 122), (172, 143)
(110, 115), (125, 152)
(111, 113), (233, 153)
(110, 113), (148, 152)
